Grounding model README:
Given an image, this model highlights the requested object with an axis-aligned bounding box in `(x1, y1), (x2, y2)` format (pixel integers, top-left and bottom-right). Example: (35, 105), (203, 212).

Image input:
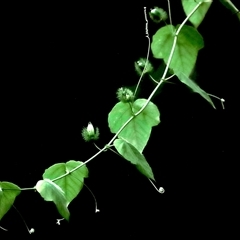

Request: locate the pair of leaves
(108, 98), (160, 153)
(108, 99), (159, 180)
(0, 182), (21, 221)
(35, 160), (88, 221)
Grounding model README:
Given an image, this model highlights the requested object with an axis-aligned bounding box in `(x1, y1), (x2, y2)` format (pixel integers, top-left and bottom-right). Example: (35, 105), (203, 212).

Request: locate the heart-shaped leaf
(0, 182), (21, 220)
(151, 24), (204, 77)
(43, 160), (88, 205)
(108, 99), (160, 153)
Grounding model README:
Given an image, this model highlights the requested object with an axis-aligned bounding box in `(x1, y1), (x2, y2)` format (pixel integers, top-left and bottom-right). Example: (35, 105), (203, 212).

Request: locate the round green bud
(149, 7), (168, 23)
(116, 87), (134, 103)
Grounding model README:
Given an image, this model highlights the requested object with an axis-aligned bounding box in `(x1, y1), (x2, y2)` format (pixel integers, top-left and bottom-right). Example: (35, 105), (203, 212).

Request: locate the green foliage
(42, 160), (88, 204)
(35, 160), (88, 220)
(175, 71), (215, 108)
(1, 0), (232, 230)
(182, 0), (212, 28)
(151, 24), (204, 77)
(108, 98), (160, 153)
(36, 179), (70, 221)
(0, 182), (21, 220)
(114, 139), (155, 180)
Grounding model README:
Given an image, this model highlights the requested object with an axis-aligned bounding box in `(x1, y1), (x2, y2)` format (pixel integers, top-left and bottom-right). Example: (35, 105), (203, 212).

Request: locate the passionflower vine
(81, 122), (100, 142)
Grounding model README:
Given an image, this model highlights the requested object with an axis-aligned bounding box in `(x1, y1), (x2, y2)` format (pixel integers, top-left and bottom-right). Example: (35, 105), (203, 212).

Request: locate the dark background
(1, 1), (239, 238)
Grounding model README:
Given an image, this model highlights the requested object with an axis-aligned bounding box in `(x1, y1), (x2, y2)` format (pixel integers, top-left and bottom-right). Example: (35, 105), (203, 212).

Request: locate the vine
(1, 0), (238, 234)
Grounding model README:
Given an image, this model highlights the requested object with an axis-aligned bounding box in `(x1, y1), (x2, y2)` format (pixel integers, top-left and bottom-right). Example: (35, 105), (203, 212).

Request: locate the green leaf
(0, 182), (21, 220)
(35, 179), (70, 221)
(182, 0), (212, 28)
(108, 99), (160, 153)
(175, 70), (215, 108)
(43, 160), (88, 205)
(114, 139), (155, 180)
(151, 24), (204, 77)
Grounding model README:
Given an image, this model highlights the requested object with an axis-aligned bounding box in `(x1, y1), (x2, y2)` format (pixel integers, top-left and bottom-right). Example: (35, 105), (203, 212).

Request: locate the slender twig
(134, 7), (151, 97)
(149, 179), (160, 192)
(12, 205), (34, 234)
(167, 0), (174, 33)
(1, 187), (35, 191)
(149, 179), (165, 194)
(94, 143), (121, 157)
(149, 74), (176, 84)
(0, 225), (8, 231)
(207, 93), (225, 109)
(82, 183), (99, 213)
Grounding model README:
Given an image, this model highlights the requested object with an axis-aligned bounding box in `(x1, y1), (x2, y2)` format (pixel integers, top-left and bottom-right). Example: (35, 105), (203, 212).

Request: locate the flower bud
(116, 87), (134, 103)
(81, 122), (100, 142)
(149, 7), (168, 23)
(134, 58), (153, 76)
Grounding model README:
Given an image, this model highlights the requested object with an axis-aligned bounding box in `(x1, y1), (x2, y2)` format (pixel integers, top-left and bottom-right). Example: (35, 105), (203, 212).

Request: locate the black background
(1, 1), (239, 238)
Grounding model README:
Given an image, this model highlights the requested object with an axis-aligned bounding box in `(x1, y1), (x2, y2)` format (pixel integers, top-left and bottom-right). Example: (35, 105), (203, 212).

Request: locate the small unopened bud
(149, 7), (168, 23)
(116, 87), (134, 103)
(82, 122), (100, 142)
(134, 58), (153, 76)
